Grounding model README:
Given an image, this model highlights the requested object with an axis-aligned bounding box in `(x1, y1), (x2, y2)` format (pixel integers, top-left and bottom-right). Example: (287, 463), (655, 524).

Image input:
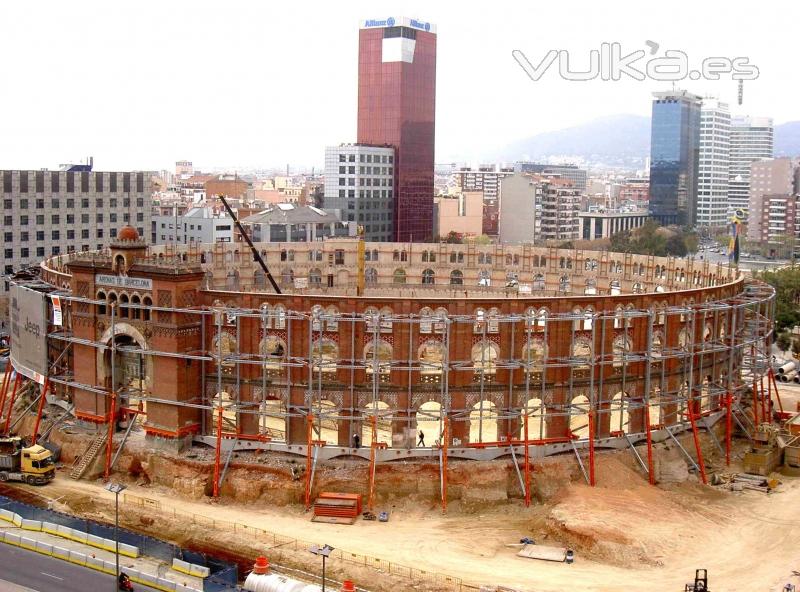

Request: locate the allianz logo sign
(364, 17), (431, 32)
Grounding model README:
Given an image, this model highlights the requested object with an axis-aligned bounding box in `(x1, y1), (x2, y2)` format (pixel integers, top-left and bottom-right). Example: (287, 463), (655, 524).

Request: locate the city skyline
(0, 0), (795, 172)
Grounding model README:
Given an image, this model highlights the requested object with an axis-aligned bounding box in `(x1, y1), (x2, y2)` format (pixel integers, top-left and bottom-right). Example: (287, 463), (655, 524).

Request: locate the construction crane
(216, 194), (281, 294)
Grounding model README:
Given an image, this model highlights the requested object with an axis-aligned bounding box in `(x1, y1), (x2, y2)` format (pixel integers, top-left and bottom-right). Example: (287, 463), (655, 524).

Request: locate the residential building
(357, 17), (437, 242)
(579, 210), (650, 240)
(175, 160), (193, 177)
(434, 191), (483, 238)
(696, 99), (731, 228)
(649, 90), (702, 226)
(456, 165), (514, 201)
(618, 178), (650, 204)
(0, 168), (153, 292)
(151, 207), (234, 245)
(515, 162), (588, 193)
(240, 203), (356, 243)
(206, 175), (250, 200)
(323, 144), (395, 242)
(498, 173), (580, 244)
(729, 116), (774, 214)
(746, 158), (800, 244)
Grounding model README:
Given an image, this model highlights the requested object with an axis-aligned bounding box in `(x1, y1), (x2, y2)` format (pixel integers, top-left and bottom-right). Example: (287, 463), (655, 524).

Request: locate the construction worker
(353, 433), (360, 449)
(418, 430), (425, 447)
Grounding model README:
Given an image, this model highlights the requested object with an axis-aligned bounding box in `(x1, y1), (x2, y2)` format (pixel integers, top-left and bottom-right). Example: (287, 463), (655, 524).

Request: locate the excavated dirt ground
(9, 404), (800, 592)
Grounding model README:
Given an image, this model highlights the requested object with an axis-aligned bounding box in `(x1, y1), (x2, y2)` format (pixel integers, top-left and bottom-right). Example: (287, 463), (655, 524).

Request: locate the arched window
(365, 267), (378, 285)
(521, 338), (546, 371)
(571, 337), (592, 369)
(96, 291), (107, 316)
(274, 304), (286, 330)
(419, 341), (445, 376)
(422, 269), (435, 285)
(420, 306), (434, 334)
(325, 306), (339, 332)
(559, 275), (570, 292)
(505, 254), (513, 266)
(613, 335), (631, 368)
(371, 249), (378, 261)
(610, 280), (621, 295)
(434, 307), (448, 334)
(474, 308), (486, 333)
(428, 250), (436, 262)
(280, 249), (288, 262)
(260, 335), (286, 369)
(311, 339), (338, 374)
(254, 269), (266, 289)
(364, 340), (392, 375)
(119, 293), (129, 318)
(309, 268), (322, 286)
(472, 341), (499, 375)
(478, 253), (486, 264)
(131, 295), (141, 320)
(533, 274), (545, 291)
(487, 307), (500, 333)
(584, 278), (597, 295)
(393, 268), (406, 284)
(422, 250), (430, 262)
(142, 296), (151, 321)
(449, 270), (463, 285)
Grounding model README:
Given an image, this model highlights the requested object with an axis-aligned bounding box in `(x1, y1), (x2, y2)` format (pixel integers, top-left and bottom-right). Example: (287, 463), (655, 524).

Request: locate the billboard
(9, 283), (48, 384)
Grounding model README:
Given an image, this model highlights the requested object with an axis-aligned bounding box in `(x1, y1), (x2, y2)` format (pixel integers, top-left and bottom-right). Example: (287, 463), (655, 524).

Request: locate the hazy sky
(1, 0), (796, 172)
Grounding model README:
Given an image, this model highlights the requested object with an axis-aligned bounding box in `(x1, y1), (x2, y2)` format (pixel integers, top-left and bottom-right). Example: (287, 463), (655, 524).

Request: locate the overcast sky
(1, 0), (796, 172)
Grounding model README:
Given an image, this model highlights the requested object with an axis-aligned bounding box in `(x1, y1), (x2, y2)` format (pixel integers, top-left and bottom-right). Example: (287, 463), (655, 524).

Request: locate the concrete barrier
(35, 541), (53, 555)
(4, 532), (20, 545)
(52, 545), (70, 560)
(68, 550), (87, 566)
(172, 558), (210, 579)
(42, 521), (60, 536)
(0, 508), (15, 522)
(119, 542), (140, 558)
(18, 536), (38, 551)
(20, 518), (42, 532)
(11, 513), (22, 527)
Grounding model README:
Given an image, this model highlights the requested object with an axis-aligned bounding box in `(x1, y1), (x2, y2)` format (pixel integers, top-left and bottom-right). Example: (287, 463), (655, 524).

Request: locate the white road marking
(40, 573), (63, 581)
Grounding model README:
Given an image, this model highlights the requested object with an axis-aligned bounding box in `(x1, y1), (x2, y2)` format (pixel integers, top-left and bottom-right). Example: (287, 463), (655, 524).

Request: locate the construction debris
(516, 544), (569, 563)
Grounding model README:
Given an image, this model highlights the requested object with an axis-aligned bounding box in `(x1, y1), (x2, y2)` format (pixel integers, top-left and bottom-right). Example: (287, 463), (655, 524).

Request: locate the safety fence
(0, 494), (238, 591)
(124, 493), (482, 592)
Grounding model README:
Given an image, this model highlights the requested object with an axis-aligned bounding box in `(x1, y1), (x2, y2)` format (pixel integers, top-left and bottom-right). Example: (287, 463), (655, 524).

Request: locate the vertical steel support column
(725, 391), (732, 466)
(644, 309), (655, 485)
(368, 415), (377, 511)
(0, 365), (11, 420)
(441, 417), (449, 514)
(2, 374), (21, 435)
(523, 412), (531, 506)
(304, 414), (314, 510)
(687, 403), (708, 484)
(769, 368), (783, 415)
(588, 409), (596, 487)
(103, 391), (117, 480)
(31, 379), (50, 446)
(213, 405), (223, 498)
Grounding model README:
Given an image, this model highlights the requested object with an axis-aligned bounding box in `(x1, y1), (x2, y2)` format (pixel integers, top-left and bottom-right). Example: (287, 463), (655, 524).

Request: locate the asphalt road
(0, 543), (163, 592)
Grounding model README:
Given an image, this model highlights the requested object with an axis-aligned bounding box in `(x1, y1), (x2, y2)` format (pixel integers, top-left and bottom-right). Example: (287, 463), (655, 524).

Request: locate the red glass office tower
(357, 17), (436, 242)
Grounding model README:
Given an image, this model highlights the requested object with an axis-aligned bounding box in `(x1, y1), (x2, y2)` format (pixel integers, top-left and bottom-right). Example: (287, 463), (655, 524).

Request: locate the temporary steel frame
(26, 279), (775, 508)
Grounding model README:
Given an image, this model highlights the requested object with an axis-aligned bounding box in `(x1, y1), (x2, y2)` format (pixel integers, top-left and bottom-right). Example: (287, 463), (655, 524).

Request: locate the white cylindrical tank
(781, 371), (796, 383)
(778, 361), (798, 375)
(243, 572), (321, 592)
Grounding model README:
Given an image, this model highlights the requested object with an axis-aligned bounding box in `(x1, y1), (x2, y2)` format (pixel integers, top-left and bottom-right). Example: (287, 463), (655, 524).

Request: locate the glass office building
(357, 17), (437, 242)
(649, 90), (702, 226)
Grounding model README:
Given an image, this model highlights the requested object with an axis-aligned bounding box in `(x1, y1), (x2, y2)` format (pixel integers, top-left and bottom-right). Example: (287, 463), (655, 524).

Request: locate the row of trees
(609, 220), (699, 258)
(756, 266), (800, 332)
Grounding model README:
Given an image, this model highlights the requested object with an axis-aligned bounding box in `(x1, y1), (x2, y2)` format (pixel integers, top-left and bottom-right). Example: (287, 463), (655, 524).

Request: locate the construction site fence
(124, 493), (481, 592)
(0, 493), (238, 591)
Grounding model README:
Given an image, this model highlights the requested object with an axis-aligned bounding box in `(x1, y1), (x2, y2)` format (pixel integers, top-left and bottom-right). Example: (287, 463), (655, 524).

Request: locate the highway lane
(0, 543), (163, 592)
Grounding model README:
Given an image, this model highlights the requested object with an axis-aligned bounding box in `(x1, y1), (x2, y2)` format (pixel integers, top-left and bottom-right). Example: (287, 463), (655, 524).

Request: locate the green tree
(473, 234), (492, 245)
(777, 331), (792, 352)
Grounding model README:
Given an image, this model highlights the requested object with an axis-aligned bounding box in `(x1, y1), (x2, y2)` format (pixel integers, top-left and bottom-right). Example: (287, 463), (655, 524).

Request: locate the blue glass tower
(649, 90), (702, 226)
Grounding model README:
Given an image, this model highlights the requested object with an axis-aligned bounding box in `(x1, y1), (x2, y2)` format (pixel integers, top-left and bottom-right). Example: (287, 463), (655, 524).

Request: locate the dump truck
(0, 436), (55, 485)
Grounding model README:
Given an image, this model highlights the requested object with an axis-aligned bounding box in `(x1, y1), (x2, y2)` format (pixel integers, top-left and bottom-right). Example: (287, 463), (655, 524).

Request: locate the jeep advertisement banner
(9, 283), (48, 384)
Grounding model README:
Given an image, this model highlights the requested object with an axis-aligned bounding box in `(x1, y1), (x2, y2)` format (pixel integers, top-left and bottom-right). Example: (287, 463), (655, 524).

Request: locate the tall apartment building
(515, 162), (588, 193)
(696, 99), (731, 228)
(1, 168), (153, 290)
(323, 144), (396, 242)
(649, 90), (702, 226)
(357, 17), (437, 242)
(456, 165), (514, 201)
(729, 116), (774, 213)
(498, 173), (580, 244)
(746, 158), (800, 245)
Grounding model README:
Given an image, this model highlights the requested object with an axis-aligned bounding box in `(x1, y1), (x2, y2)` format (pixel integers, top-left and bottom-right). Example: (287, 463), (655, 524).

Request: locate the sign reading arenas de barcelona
(94, 273), (153, 291)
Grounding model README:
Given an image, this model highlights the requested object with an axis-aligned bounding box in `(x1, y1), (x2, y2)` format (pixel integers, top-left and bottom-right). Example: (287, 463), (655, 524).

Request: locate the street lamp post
(105, 482), (127, 589)
(309, 544), (334, 592)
